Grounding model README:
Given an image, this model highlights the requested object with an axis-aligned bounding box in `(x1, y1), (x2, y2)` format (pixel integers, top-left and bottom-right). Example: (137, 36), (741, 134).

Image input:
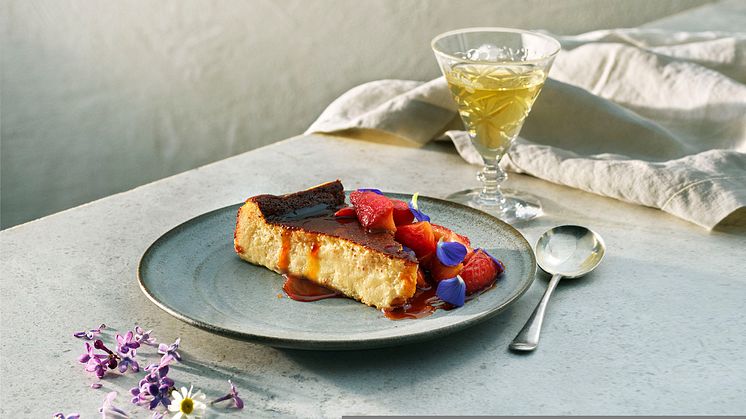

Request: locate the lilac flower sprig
(408, 193), (430, 222)
(158, 338), (182, 362)
(116, 331), (141, 356)
(211, 380), (245, 409)
(131, 356), (175, 409)
(73, 324), (106, 340)
(134, 326), (157, 347)
(78, 341), (113, 379)
(94, 339), (121, 370)
(73, 325), (250, 417)
(118, 354), (140, 374)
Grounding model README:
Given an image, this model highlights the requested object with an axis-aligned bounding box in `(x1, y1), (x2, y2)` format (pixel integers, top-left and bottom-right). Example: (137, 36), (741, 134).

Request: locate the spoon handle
(509, 273), (562, 351)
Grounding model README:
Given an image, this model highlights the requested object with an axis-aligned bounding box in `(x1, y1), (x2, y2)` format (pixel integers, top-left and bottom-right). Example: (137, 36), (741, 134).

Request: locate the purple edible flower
(52, 413), (80, 419)
(116, 331), (141, 355)
(78, 342), (106, 364)
(408, 193), (430, 222)
(158, 338), (181, 362)
(436, 241), (467, 267)
(211, 379), (244, 409)
(85, 354), (109, 379)
(134, 326), (157, 347)
(474, 248), (506, 274)
(436, 276), (466, 307)
(91, 383), (103, 389)
(356, 188), (383, 195)
(131, 356), (174, 406)
(73, 324), (106, 340)
(94, 339), (120, 370)
(118, 354), (140, 374)
(148, 384), (171, 410)
(99, 391), (129, 418)
(79, 342), (110, 379)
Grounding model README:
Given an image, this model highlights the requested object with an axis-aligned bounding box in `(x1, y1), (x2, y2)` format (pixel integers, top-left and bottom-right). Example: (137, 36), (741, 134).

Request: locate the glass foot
(446, 188), (543, 224)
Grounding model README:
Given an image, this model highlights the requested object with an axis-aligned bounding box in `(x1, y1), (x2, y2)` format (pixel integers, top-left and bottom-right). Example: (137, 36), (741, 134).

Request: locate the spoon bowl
(509, 225), (606, 351)
(536, 225), (606, 278)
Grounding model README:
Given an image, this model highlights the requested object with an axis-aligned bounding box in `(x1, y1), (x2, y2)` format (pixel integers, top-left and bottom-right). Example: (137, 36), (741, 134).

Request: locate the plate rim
(137, 193), (536, 350)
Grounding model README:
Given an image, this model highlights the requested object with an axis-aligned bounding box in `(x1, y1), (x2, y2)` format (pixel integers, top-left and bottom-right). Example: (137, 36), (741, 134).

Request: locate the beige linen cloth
(306, 29), (746, 230)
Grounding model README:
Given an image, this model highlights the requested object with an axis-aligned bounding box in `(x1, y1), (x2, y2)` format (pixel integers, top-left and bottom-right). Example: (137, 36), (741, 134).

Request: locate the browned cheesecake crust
(246, 180), (415, 262)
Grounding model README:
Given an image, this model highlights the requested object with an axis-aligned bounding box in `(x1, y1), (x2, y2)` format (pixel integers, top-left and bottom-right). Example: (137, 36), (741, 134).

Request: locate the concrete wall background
(1, 0), (713, 228)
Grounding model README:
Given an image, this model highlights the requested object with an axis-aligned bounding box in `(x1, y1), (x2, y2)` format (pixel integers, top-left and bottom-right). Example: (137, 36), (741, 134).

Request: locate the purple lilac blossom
(134, 326), (157, 347)
(211, 380), (245, 409)
(118, 354), (140, 373)
(79, 342), (110, 379)
(115, 331), (141, 355)
(73, 324), (106, 340)
(157, 338), (181, 362)
(148, 384), (171, 410)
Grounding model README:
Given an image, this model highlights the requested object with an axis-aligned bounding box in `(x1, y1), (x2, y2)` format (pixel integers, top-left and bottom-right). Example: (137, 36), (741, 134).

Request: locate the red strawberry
(394, 221), (436, 259)
(350, 191), (396, 232)
(460, 249), (501, 294)
(430, 259), (463, 282)
(391, 199), (414, 226)
(333, 207), (356, 218)
(432, 224), (472, 250)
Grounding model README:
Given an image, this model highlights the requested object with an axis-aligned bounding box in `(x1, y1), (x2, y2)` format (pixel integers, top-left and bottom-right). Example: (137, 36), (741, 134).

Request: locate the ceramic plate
(138, 193), (536, 350)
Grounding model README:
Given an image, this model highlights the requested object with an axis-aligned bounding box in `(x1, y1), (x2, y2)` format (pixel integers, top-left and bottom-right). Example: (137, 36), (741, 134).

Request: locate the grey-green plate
(137, 193), (536, 350)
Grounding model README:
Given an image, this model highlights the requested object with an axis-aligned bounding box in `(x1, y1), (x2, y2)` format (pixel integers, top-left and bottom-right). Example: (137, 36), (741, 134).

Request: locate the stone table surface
(2, 134), (745, 417)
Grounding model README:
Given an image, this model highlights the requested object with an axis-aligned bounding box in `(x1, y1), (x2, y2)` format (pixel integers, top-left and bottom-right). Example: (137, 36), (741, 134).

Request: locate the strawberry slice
(460, 249), (501, 294)
(430, 259), (463, 283)
(350, 191), (396, 232)
(432, 224), (472, 250)
(394, 221), (436, 259)
(333, 207), (356, 218)
(391, 199), (415, 226)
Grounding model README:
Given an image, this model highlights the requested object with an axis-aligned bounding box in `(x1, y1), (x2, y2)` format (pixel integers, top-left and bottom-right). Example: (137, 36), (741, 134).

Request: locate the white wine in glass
(432, 28), (560, 223)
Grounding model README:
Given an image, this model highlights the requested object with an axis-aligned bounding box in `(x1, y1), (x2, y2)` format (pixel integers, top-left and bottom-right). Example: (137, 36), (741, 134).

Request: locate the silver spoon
(509, 225), (606, 351)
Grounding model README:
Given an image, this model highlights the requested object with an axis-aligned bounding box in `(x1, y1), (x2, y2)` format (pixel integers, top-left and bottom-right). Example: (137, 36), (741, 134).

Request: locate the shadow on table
(277, 268), (601, 375)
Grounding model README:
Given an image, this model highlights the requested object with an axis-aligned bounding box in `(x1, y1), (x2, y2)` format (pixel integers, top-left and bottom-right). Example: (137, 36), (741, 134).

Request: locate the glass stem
(477, 157), (507, 206)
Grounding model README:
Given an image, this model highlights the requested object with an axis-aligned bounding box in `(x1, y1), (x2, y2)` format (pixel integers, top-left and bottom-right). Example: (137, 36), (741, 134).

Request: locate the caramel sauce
(278, 230), (291, 272)
(383, 285), (451, 320)
(282, 274), (341, 302)
(306, 240), (320, 280)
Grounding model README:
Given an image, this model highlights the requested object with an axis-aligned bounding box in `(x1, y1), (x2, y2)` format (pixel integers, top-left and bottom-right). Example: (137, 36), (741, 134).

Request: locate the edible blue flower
(356, 188), (383, 195)
(436, 241), (467, 267)
(408, 193), (430, 222)
(436, 276), (466, 307)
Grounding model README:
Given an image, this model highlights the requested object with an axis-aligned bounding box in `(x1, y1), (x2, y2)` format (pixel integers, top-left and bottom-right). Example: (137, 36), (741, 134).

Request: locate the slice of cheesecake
(234, 180), (419, 309)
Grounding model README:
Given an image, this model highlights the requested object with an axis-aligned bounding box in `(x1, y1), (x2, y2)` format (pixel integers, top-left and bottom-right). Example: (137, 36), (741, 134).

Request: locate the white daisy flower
(167, 385), (207, 418)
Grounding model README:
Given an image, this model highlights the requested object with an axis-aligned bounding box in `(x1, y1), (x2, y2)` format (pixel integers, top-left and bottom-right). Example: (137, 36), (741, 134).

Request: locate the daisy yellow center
(180, 397), (194, 414)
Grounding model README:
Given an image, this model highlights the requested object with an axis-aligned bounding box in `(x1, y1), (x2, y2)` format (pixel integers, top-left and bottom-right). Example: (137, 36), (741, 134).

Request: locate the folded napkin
(306, 29), (746, 230)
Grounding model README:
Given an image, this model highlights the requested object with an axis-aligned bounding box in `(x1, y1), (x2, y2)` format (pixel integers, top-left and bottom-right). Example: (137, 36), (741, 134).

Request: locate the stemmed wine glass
(431, 27), (560, 223)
